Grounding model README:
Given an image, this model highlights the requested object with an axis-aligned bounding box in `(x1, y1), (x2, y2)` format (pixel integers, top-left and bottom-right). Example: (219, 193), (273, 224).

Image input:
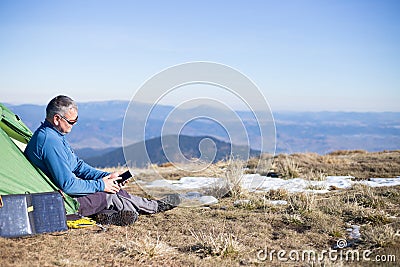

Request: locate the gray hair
(46, 95), (78, 119)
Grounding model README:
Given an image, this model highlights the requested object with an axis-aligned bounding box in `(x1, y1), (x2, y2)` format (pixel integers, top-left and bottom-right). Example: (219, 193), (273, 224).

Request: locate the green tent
(0, 103), (79, 214)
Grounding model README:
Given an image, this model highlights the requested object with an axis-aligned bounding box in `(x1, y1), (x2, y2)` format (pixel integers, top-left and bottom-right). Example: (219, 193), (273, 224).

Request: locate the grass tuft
(363, 224), (398, 248)
(116, 231), (175, 259)
(189, 228), (241, 258)
(206, 157), (246, 198)
(287, 192), (316, 214)
(277, 154), (300, 178)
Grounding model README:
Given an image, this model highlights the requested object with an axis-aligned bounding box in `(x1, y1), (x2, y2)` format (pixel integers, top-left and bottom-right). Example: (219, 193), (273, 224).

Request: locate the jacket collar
(42, 119), (65, 136)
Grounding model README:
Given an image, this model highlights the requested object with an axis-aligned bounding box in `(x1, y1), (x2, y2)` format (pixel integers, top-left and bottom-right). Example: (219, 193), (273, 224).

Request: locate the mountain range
(6, 101), (400, 167)
(84, 134), (260, 168)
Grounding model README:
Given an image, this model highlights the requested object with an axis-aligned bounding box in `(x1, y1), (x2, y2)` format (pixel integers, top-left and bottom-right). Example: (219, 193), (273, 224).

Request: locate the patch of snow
(325, 176), (354, 188)
(182, 191), (203, 199)
(142, 175), (400, 194)
(198, 196), (219, 205)
(268, 200), (288, 205)
(360, 177), (400, 187)
(241, 175), (400, 193)
(347, 225), (361, 240)
(240, 174), (355, 193)
(179, 191), (219, 206)
(146, 177), (222, 190)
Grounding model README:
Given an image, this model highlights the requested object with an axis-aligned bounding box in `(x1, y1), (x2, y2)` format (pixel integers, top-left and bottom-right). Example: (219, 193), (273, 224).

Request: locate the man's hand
(103, 171), (132, 193)
(108, 172), (121, 178)
(111, 170), (132, 188)
(102, 175), (121, 194)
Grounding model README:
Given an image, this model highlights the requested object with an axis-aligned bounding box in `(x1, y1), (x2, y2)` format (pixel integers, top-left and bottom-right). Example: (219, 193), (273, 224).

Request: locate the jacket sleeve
(42, 139), (105, 196)
(73, 156), (110, 180)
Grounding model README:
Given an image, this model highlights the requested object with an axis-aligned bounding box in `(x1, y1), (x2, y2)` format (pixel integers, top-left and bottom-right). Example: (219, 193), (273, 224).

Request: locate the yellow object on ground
(67, 217), (97, 229)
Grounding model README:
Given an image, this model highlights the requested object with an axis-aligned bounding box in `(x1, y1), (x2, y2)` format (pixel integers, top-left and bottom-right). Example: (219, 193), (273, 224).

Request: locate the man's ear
(51, 115), (59, 126)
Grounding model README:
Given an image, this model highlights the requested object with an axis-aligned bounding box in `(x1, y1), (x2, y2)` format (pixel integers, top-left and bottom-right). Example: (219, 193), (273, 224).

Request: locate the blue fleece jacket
(24, 120), (108, 196)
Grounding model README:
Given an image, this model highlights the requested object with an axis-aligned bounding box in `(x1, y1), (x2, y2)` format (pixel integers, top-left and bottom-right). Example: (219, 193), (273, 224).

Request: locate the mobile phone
(118, 170), (133, 184)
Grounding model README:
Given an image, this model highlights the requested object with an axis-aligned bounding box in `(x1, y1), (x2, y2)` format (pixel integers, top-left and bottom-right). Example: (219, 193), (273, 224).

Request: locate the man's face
(54, 108), (78, 134)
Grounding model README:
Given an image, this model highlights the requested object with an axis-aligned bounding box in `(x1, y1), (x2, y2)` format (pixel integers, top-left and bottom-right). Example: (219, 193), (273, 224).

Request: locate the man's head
(46, 95), (78, 134)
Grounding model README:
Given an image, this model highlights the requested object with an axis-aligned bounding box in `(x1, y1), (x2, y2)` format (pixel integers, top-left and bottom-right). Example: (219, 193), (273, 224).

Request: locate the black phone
(118, 170), (133, 184)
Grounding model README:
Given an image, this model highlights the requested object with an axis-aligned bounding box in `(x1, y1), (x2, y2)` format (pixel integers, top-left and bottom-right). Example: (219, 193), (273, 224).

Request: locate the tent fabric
(0, 103), (32, 144)
(0, 103), (79, 214)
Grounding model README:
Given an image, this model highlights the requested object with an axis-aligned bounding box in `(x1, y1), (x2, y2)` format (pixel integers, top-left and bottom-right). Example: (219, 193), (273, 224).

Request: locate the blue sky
(0, 0), (399, 111)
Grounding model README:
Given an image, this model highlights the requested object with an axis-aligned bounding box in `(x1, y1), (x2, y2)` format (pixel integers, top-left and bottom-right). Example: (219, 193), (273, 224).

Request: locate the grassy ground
(1, 150), (399, 266)
(247, 150), (400, 179)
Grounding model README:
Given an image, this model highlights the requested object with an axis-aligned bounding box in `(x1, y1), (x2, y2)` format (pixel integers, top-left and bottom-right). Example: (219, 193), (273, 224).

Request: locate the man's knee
(76, 192), (108, 216)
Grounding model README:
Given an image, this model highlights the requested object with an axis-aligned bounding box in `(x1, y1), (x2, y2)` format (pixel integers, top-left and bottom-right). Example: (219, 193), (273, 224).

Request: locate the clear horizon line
(3, 99), (400, 113)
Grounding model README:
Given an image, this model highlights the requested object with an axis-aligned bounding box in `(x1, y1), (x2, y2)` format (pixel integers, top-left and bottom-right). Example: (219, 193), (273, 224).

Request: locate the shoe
(156, 193), (181, 212)
(93, 210), (138, 226)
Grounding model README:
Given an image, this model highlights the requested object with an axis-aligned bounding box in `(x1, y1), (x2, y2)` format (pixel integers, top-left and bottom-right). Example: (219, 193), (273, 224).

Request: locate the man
(25, 95), (180, 226)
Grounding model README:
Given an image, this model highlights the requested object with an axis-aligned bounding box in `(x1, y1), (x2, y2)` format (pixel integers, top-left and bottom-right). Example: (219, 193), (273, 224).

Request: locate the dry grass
(1, 151), (400, 266)
(204, 158), (246, 199)
(113, 230), (176, 260)
(2, 185), (399, 266)
(246, 153), (273, 176)
(189, 227), (241, 258)
(276, 154), (301, 178)
(363, 224), (398, 248)
(246, 150), (400, 179)
(287, 192), (316, 214)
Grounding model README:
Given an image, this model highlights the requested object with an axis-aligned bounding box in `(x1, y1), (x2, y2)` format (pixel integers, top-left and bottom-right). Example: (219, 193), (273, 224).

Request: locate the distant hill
(83, 135), (261, 168)
(7, 101), (400, 155)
